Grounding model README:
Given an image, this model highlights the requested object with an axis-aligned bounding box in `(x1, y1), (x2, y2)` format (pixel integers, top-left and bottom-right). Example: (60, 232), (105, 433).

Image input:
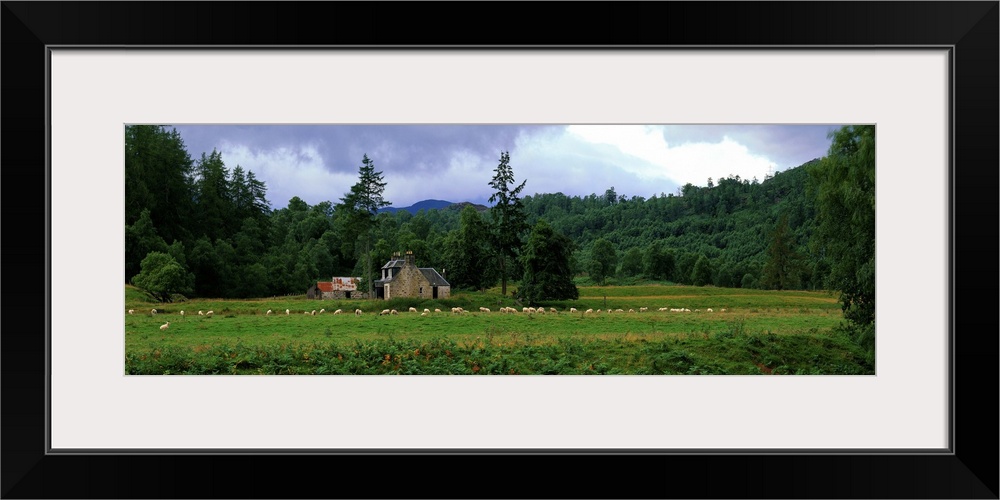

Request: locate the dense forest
(125, 125), (861, 301)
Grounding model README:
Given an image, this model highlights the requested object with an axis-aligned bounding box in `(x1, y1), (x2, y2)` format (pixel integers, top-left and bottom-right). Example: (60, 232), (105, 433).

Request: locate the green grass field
(124, 284), (873, 375)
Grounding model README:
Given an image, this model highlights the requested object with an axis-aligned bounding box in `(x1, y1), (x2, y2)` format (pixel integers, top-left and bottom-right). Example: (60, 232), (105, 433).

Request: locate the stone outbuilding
(374, 250), (450, 300)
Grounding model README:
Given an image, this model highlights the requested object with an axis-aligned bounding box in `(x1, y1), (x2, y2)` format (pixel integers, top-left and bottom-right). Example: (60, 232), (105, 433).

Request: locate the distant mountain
(379, 199), (490, 215)
(378, 199), (455, 215)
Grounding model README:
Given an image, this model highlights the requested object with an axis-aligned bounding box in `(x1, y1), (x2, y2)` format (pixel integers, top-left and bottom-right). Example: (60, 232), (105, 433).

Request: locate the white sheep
(319, 309), (325, 314)
(334, 309), (343, 315)
(584, 309), (593, 314)
(380, 309), (391, 316)
(570, 308), (578, 313)
(355, 309), (363, 316)
(311, 310), (317, 316)
(536, 308), (545, 314)
(707, 308), (713, 312)
(198, 310), (204, 315)
(639, 307), (648, 312)
(128, 309), (134, 315)
(150, 309), (157, 316)
(285, 309), (290, 315)
(435, 308), (442, 313)
(159, 321), (170, 331)
(615, 309), (624, 313)
(266, 309), (272, 316)
(205, 311), (214, 317)
(628, 309), (636, 313)
(180, 310), (185, 316)
(549, 308), (557, 313)
(390, 309), (398, 315)
(421, 312), (427, 316)
(720, 308), (727, 312)
(409, 307), (418, 313)
(424, 308), (431, 313)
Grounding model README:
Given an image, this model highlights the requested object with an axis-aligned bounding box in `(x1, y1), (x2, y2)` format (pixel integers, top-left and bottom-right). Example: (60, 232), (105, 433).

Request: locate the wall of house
(384, 264), (429, 299)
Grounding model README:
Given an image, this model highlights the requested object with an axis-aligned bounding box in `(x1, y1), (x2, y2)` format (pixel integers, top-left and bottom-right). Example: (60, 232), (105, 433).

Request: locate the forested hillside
(125, 125), (854, 300)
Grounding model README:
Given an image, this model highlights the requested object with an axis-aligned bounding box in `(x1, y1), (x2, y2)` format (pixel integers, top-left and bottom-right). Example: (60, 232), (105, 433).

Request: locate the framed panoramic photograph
(4, 2), (997, 499)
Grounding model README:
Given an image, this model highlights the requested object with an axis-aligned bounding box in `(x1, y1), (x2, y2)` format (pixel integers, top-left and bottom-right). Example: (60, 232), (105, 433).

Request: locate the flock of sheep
(133, 304), (728, 332)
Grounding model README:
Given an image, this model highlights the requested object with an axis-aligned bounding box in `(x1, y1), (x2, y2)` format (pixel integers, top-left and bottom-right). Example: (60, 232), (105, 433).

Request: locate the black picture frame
(3, 2), (997, 498)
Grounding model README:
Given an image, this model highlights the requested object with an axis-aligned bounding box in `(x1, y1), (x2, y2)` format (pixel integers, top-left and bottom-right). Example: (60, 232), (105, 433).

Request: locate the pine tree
(337, 154), (390, 299)
(487, 151), (528, 296)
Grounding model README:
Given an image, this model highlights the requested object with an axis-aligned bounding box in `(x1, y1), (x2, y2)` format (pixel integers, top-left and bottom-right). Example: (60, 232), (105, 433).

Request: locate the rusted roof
(330, 277), (359, 291)
(317, 282), (334, 292)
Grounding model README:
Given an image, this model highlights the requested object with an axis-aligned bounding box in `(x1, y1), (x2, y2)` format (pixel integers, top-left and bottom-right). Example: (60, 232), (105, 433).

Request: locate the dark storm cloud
(164, 124), (838, 210)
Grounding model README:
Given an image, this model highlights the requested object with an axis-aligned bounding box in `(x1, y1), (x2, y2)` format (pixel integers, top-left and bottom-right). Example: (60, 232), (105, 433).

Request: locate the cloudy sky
(168, 124), (841, 210)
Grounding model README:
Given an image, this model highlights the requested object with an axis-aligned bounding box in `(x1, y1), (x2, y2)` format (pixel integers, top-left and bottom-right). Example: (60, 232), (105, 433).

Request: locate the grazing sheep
(266, 310), (272, 316)
(311, 310), (317, 316)
(319, 309), (325, 314)
(180, 310), (185, 316)
(628, 309), (636, 313)
(409, 307), (418, 313)
(683, 308), (691, 312)
(205, 311), (214, 317)
(424, 308), (430, 313)
(390, 309), (398, 315)
(479, 307), (491, 313)
(658, 307), (668, 312)
(380, 309), (391, 316)
(150, 309), (157, 316)
(570, 308), (578, 313)
(720, 308), (727, 312)
(435, 308), (442, 313)
(285, 309), (290, 315)
(334, 309), (343, 314)
(536, 308), (545, 314)
(615, 309), (624, 313)
(128, 309), (134, 315)
(639, 307), (648, 312)
(159, 321), (170, 331)
(584, 309), (593, 314)
(707, 308), (713, 312)
(550, 308), (557, 313)
(199, 310), (204, 315)
(420, 312), (427, 316)
(355, 309), (362, 316)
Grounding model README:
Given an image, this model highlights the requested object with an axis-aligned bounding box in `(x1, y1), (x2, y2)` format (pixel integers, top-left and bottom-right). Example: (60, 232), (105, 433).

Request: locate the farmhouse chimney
(405, 250), (414, 265)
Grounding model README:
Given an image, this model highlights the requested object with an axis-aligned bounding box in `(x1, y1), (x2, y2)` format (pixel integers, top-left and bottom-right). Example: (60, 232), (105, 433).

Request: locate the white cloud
(566, 125), (777, 187)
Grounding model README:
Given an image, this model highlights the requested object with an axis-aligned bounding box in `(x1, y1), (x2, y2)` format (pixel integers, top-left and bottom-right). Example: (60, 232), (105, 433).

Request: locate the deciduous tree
(588, 238), (617, 285)
(807, 125), (875, 357)
(519, 220), (579, 304)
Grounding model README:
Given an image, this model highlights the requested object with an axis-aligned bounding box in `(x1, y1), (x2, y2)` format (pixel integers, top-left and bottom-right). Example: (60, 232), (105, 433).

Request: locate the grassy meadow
(124, 284), (873, 375)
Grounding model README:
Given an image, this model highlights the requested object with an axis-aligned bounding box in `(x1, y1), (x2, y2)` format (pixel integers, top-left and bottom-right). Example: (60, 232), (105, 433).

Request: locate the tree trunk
(500, 256), (507, 296)
(365, 233), (372, 299)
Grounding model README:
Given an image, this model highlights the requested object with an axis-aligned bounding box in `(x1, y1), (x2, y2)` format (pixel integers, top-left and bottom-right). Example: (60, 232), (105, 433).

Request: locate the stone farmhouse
(374, 250), (450, 300)
(307, 277), (362, 300)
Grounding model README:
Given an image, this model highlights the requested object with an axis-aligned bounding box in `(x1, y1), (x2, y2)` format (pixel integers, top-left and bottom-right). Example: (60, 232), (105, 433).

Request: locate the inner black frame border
(3, 2), (996, 499)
